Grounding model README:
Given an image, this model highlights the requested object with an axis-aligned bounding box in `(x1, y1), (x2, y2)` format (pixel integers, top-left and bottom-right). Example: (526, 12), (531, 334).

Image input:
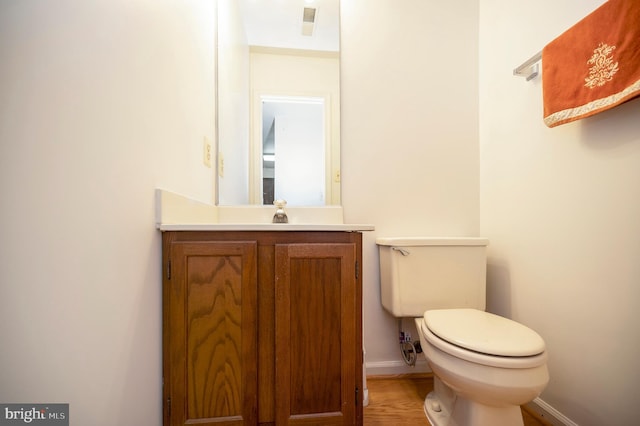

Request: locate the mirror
(217, 0), (340, 206)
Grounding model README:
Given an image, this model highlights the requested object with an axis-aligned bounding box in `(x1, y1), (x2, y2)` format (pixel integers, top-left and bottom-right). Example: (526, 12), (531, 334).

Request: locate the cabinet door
(164, 241), (258, 426)
(275, 243), (357, 425)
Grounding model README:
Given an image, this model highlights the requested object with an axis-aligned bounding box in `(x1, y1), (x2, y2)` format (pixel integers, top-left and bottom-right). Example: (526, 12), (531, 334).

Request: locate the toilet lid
(424, 309), (545, 357)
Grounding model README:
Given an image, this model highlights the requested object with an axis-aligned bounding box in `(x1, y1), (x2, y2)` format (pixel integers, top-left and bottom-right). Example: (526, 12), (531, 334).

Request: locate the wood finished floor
(363, 375), (551, 426)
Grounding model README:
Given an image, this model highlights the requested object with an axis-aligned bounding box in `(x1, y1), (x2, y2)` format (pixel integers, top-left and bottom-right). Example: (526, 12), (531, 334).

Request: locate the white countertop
(159, 223), (374, 232)
(155, 189), (374, 232)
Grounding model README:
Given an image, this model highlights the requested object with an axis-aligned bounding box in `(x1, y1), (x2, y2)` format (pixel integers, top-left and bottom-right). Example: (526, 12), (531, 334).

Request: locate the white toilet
(376, 237), (549, 426)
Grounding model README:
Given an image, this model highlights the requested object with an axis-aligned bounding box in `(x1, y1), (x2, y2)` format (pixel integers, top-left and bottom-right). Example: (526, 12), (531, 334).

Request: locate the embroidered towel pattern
(542, 0), (640, 128)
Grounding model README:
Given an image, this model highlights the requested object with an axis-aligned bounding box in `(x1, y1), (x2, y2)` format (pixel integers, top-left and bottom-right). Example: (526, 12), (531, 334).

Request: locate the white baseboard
(526, 398), (578, 426)
(365, 359), (430, 376)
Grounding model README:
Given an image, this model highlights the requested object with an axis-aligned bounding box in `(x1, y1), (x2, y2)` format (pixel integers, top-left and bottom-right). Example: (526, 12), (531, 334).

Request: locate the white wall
(341, 0), (480, 373)
(0, 1), (215, 425)
(480, 0), (640, 424)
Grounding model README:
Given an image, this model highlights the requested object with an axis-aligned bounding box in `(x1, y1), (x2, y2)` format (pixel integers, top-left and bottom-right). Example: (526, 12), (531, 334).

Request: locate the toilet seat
(421, 309), (547, 369)
(425, 308), (545, 356)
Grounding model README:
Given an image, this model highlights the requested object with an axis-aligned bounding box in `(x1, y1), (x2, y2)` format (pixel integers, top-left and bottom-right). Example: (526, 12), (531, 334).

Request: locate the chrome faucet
(272, 199), (288, 223)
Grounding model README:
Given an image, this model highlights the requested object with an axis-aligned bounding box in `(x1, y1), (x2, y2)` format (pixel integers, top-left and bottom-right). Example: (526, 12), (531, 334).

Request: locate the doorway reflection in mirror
(261, 96), (325, 206)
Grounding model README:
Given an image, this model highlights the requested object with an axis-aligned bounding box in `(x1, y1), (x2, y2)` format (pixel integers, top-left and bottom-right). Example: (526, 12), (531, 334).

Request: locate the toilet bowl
(415, 309), (549, 426)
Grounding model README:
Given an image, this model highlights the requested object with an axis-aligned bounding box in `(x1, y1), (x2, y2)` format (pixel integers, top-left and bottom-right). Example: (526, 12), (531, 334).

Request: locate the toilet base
(424, 391), (451, 426)
(424, 379), (525, 426)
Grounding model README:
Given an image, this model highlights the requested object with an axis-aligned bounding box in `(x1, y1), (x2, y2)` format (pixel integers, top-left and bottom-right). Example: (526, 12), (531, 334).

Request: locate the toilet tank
(376, 237), (489, 317)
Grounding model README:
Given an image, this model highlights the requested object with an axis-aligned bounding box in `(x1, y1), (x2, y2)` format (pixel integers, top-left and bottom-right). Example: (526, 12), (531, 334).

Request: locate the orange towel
(542, 0), (640, 128)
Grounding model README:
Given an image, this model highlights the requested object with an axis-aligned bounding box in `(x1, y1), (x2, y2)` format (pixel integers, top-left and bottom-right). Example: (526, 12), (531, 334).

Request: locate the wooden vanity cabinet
(162, 231), (363, 426)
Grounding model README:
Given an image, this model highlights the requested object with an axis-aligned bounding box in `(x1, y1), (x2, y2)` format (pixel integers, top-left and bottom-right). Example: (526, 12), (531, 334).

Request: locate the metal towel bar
(513, 51), (542, 81)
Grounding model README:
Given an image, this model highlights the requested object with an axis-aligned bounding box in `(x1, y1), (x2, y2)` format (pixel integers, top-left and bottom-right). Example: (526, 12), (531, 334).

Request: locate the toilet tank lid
(424, 309), (545, 357)
(376, 237), (489, 247)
